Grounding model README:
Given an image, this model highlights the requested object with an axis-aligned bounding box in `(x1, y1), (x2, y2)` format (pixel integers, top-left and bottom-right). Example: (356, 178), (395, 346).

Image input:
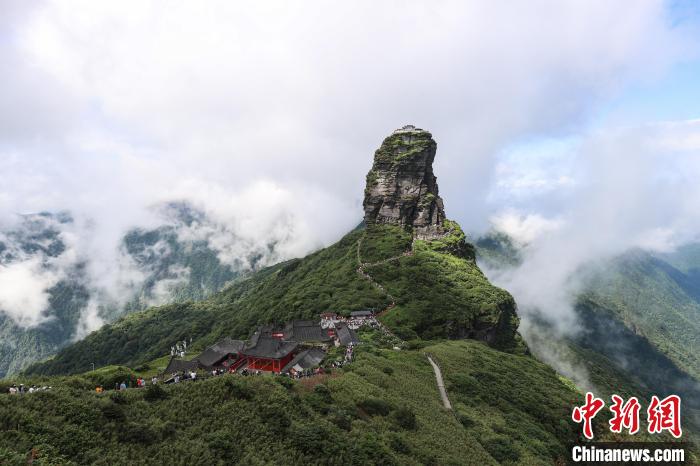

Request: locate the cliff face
(363, 125), (446, 239)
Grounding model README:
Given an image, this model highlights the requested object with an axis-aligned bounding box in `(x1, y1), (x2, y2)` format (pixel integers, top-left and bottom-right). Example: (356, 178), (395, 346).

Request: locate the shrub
(457, 412), (475, 429)
(118, 422), (159, 445)
(101, 403), (125, 421)
(109, 391), (127, 404)
(392, 407), (416, 430)
(357, 398), (392, 416)
(225, 379), (252, 400)
(314, 384), (332, 401)
(482, 435), (520, 463)
(144, 383), (168, 402)
(276, 376), (294, 389)
(290, 423), (332, 454)
(389, 434), (411, 454)
(330, 412), (352, 431)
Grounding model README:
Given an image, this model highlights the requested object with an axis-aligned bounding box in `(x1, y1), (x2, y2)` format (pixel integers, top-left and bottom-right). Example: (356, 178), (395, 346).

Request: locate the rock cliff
(363, 125), (447, 239)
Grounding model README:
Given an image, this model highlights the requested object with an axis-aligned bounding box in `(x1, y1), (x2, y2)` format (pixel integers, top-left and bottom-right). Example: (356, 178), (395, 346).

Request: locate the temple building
(242, 333), (298, 373)
(282, 320), (333, 344)
(197, 338), (246, 369)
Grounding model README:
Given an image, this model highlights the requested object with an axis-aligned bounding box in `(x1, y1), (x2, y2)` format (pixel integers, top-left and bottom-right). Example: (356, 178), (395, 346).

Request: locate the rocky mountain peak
(363, 125), (446, 239)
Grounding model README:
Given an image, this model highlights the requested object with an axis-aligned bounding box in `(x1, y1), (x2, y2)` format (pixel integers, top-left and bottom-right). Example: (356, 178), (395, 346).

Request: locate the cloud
(0, 1), (698, 336)
(485, 119), (700, 337)
(0, 257), (59, 327)
(489, 211), (564, 246)
(146, 265), (190, 308)
(72, 299), (105, 341)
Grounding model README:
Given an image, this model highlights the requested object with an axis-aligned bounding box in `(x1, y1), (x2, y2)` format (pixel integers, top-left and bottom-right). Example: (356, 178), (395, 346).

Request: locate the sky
(1, 0), (700, 340)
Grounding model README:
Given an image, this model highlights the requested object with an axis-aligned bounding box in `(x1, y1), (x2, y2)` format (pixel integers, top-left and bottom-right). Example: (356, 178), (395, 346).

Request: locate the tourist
(190, 371), (196, 381)
(119, 381), (127, 390)
(151, 376), (158, 385)
(8, 385), (17, 395)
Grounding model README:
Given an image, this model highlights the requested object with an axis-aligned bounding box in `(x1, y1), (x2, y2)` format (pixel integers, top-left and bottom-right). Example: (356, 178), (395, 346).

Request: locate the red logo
(647, 395), (682, 438)
(609, 395), (641, 435)
(572, 392), (605, 439)
(572, 393), (682, 439)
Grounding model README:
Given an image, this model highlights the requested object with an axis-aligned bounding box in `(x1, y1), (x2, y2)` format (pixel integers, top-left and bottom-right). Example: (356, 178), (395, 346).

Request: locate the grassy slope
(0, 341), (580, 465)
(26, 224), (520, 376)
(583, 250), (700, 380)
(374, 238), (519, 347)
(475, 235), (700, 437)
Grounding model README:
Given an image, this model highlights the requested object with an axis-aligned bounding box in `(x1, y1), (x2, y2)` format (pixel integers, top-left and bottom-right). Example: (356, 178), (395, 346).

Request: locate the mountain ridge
(25, 127), (523, 375)
(3, 126), (697, 464)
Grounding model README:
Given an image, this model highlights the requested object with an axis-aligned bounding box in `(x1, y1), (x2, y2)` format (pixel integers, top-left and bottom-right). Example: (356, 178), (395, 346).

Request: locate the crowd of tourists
(287, 366), (326, 379)
(167, 370), (200, 383)
(7, 384), (50, 395)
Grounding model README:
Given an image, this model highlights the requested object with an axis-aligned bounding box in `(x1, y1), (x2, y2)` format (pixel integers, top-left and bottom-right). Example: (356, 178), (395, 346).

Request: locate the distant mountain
(0, 203), (270, 377)
(26, 127), (523, 376)
(476, 232), (700, 428)
(4, 126), (593, 465)
(0, 212), (90, 376)
(582, 248), (700, 381)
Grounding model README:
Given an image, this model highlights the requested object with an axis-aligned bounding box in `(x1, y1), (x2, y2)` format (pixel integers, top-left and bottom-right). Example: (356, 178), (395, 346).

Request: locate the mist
(1, 0), (699, 348)
(482, 120), (700, 388)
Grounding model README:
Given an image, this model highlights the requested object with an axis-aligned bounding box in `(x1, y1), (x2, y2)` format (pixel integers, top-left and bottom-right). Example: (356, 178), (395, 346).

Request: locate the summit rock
(363, 125), (447, 239)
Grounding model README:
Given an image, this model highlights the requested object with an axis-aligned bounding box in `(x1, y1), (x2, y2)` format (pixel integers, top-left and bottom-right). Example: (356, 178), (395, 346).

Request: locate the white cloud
(489, 211), (564, 246)
(486, 119), (700, 337)
(0, 1), (698, 336)
(146, 265), (190, 307)
(72, 299), (105, 341)
(0, 258), (59, 327)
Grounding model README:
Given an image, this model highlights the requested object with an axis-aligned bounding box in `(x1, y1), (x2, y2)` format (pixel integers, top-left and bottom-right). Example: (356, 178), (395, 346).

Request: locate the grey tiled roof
(281, 347), (326, 373)
(164, 357), (201, 374)
(196, 338), (246, 367)
(336, 323), (360, 346)
(284, 320), (331, 343)
(243, 336), (298, 359)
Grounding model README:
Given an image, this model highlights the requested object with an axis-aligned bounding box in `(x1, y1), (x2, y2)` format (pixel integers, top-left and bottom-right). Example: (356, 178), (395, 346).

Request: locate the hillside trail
(426, 353), (453, 410)
(356, 233), (454, 411)
(355, 232), (414, 339)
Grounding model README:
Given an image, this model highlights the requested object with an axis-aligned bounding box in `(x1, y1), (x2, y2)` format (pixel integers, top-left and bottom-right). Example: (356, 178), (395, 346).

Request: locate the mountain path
(355, 233), (413, 338)
(426, 353), (452, 410)
(356, 234), (453, 411)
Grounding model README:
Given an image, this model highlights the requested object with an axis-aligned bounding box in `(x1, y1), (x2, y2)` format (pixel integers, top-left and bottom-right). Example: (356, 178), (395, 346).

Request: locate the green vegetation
(581, 249), (700, 380)
(28, 222), (520, 376)
(0, 205), (245, 378)
(475, 234), (700, 441)
(121, 221), (241, 309)
(373, 131), (435, 166)
(358, 224), (412, 263)
(432, 340), (581, 464)
(474, 231), (523, 269)
(422, 219), (475, 259)
(373, 238), (521, 349)
(0, 341), (581, 465)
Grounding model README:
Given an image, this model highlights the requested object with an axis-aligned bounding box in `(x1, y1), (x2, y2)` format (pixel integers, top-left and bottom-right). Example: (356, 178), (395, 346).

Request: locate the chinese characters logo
(572, 392), (681, 439)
